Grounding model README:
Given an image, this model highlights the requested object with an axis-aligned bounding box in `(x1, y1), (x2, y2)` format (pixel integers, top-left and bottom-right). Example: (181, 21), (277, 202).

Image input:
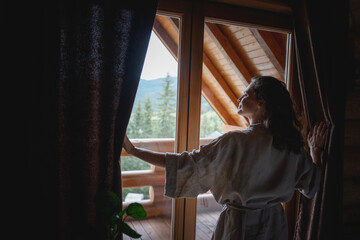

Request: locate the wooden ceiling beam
(205, 22), (253, 85)
(203, 53), (238, 107)
(201, 81), (238, 125)
(153, 17), (178, 59)
(250, 29), (285, 79)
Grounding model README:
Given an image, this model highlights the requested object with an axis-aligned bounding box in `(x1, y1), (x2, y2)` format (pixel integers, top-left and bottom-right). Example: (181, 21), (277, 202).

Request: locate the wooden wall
(343, 0), (360, 238)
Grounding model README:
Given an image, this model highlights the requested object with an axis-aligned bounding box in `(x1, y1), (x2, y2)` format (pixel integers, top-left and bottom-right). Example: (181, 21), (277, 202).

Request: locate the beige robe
(164, 123), (321, 240)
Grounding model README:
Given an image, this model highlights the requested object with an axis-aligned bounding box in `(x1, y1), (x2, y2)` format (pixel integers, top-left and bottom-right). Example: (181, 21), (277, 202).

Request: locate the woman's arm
(122, 134), (166, 168)
(307, 122), (328, 168)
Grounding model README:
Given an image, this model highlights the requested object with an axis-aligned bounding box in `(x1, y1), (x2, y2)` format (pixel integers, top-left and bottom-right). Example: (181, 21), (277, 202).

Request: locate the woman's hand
(123, 134), (136, 154)
(307, 122), (327, 166)
(307, 122), (327, 151)
(122, 133), (166, 168)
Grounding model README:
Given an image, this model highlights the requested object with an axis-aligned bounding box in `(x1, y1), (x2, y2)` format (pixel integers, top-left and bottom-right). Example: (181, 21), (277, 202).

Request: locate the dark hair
(250, 76), (304, 153)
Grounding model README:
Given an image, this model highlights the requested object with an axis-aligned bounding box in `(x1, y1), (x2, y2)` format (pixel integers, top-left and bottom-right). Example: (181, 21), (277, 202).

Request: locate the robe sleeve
(164, 132), (237, 198)
(295, 149), (322, 198)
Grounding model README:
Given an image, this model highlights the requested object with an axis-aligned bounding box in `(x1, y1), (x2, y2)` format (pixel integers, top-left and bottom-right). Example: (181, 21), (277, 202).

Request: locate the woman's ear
(257, 99), (266, 108)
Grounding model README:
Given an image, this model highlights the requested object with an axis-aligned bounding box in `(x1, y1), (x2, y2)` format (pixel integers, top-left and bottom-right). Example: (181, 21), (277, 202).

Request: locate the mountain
(133, 76), (177, 107)
(133, 76), (213, 114)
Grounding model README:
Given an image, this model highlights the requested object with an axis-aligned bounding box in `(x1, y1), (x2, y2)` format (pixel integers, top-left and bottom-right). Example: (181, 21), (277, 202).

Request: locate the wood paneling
(344, 120), (360, 147)
(343, 147), (360, 179)
(345, 91), (360, 119)
(251, 29), (285, 79)
(205, 22), (252, 85)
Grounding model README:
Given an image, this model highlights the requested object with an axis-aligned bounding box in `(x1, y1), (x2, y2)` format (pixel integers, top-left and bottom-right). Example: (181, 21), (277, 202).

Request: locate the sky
(140, 31), (178, 80)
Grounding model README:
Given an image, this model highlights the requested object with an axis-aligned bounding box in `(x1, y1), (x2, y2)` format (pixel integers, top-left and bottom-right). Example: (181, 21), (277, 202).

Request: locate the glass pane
(121, 14), (180, 240)
(196, 20), (288, 239)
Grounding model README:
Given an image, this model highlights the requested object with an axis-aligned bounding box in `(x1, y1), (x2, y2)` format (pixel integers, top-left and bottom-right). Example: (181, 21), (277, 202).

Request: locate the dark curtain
(292, 0), (349, 239)
(26, 0), (157, 239)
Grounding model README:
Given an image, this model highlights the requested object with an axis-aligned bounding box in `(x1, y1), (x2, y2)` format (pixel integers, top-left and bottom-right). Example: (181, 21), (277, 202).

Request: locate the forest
(122, 74), (224, 201)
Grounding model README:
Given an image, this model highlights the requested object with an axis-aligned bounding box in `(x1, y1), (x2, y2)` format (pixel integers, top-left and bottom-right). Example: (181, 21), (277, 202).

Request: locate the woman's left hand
(307, 122), (327, 152)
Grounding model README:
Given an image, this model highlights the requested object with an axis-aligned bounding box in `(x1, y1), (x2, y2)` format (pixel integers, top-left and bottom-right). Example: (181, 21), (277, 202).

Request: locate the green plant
(96, 191), (147, 240)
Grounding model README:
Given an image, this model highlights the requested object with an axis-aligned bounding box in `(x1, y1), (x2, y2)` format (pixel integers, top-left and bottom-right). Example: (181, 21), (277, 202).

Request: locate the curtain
(292, 0), (349, 239)
(27, 0), (157, 239)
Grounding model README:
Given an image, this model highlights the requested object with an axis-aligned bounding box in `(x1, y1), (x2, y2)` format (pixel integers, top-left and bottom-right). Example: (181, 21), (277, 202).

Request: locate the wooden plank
(196, 212), (217, 230)
(129, 220), (149, 239)
(251, 29), (285, 79)
(147, 217), (171, 240)
(247, 48), (265, 58)
(196, 219), (213, 239)
(122, 171), (165, 188)
(139, 218), (164, 239)
(205, 22), (252, 85)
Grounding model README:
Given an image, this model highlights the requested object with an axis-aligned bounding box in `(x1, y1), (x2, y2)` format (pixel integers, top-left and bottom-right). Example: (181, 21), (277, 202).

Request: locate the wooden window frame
(155, 1), (294, 239)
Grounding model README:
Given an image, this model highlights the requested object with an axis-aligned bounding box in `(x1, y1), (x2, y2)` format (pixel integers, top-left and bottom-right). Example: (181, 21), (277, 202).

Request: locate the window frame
(126, 0), (295, 239)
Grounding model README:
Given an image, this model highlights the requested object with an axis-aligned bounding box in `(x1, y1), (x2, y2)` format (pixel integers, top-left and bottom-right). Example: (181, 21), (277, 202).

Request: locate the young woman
(122, 76), (327, 240)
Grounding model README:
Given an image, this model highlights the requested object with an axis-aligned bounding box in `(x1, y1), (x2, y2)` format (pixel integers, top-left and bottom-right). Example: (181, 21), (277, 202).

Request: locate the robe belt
(225, 202), (280, 212)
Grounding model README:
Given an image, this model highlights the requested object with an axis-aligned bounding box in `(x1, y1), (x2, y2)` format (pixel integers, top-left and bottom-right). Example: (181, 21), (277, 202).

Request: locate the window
(122, 1), (293, 239)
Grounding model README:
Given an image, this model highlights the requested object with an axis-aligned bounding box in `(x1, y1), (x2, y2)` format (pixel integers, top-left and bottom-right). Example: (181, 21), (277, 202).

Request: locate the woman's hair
(250, 76), (304, 153)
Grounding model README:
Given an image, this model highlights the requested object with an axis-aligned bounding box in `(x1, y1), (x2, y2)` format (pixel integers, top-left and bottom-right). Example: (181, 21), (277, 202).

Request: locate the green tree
(142, 95), (153, 138)
(127, 100), (144, 138)
(156, 74), (176, 138)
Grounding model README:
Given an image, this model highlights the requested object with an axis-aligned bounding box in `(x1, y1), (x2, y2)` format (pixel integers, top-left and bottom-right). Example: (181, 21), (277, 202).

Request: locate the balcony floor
(123, 210), (221, 240)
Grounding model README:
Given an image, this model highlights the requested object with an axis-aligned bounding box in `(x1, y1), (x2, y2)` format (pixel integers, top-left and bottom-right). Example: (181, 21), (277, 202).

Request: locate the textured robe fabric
(165, 123), (321, 240)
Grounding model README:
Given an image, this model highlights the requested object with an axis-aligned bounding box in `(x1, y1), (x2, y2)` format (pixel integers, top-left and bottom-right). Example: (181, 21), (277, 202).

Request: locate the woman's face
(237, 85), (261, 118)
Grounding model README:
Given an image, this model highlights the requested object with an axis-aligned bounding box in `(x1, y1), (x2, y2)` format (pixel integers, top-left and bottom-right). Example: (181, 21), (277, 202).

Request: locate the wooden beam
(205, 22), (253, 85)
(202, 80), (238, 125)
(203, 53), (239, 107)
(251, 29), (285, 79)
(153, 17), (178, 59)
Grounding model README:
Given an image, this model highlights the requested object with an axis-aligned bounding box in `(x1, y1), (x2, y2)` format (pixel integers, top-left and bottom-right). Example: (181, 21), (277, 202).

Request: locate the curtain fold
(28, 0), (157, 239)
(292, 0), (349, 239)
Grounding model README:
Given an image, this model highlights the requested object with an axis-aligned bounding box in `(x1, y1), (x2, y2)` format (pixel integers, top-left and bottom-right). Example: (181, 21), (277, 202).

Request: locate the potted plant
(96, 191), (147, 240)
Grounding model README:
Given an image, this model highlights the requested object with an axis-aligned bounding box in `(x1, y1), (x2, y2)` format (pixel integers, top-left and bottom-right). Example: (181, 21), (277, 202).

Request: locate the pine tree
(127, 100), (144, 138)
(156, 74), (176, 138)
(143, 95), (153, 138)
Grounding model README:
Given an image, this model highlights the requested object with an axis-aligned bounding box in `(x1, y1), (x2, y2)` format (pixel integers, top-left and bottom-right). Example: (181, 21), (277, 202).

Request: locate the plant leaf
(96, 191), (121, 223)
(126, 203), (147, 219)
(119, 221), (142, 239)
(118, 209), (127, 219)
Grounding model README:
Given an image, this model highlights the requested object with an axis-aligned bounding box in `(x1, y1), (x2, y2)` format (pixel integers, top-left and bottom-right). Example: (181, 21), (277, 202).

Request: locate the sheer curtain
(28, 1), (157, 239)
(292, 0), (349, 239)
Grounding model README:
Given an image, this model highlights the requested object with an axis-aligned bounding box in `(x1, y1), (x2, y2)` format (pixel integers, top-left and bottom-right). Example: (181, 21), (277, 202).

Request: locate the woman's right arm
(122, 134), (166, 168)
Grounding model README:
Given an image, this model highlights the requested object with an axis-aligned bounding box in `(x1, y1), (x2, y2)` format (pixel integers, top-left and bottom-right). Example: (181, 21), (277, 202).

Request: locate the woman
(122, 76), (327, 240)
